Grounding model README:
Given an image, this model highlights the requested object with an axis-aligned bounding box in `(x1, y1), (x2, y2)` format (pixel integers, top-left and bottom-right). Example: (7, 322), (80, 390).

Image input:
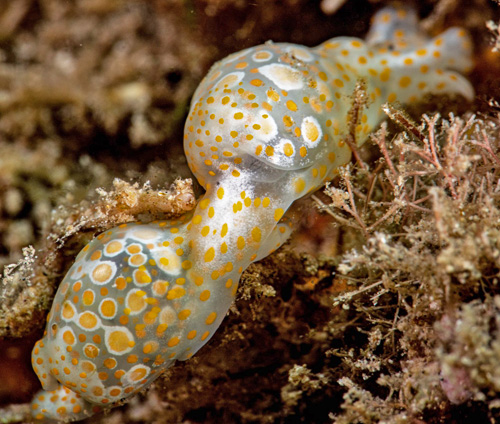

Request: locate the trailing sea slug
(30, 6), (473, 421)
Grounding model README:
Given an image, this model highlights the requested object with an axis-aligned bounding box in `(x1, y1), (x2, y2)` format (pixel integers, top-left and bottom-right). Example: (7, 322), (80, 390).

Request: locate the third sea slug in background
(30, 6), (473, 422)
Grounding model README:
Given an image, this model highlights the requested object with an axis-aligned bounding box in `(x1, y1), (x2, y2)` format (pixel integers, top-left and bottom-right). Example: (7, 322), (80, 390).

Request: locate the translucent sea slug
(31, 7), (473, 422)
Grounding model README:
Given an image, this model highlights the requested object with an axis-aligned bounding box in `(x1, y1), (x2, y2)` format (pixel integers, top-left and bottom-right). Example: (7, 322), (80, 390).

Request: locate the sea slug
(30, 7), (473, 421)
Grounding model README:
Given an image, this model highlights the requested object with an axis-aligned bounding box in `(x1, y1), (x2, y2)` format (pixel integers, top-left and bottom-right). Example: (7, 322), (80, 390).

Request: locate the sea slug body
(30, 7), (473, 422)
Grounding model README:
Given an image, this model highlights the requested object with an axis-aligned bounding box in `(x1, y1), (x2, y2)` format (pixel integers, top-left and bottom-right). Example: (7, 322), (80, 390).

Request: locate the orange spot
(206, 312), (217, 325)
(116, 277), (126, 290)
(380, 68), (391, 82)
(84, 344), (99, 358)
(109, 388), (121, 397)
(127, 244), (141, 254)
(283, 115), (293, 127)
(63, 330), (75, 345)
(135, 269), (153, 286)
(265, 145), (274, 156)
(178, 309), (191, 320)
(129, 254), (145, 266)
(262, 101), (273, 111)
(107, 330), (133, 353)
(153, 281), (168, 296)
(105, 240), (123, 254)
(303, 120), (319, 142)
(166, 287), (186, 300)
(399, 76), (411, 88)
(286, 100), (298, 111)
(79, 312), (98, 329)
(267, 88), (279, 102)
(294, 178), (306, 193)
(168, 337), (180, 347)
(100, 299), (116, 318)
(81, 361), (96, 373)
(143, 342), (158, 354)
(62, 302), (75, 319)
(130, 367), (148, 381)
(127, 354), (138, 363)
(92, 263), (113, 283)
(254, 51), (271, 59)
(204, 247), (215, 263)
(104, 358), (117, 369)
(127, 291), (146, 312)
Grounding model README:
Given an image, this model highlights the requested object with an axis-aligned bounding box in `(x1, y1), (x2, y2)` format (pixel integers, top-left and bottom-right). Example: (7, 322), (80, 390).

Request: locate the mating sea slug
(30, 6), (473, 422)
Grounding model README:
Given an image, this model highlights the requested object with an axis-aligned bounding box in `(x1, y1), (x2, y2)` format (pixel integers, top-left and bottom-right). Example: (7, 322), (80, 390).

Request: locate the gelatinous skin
(31, 7), (473, 422)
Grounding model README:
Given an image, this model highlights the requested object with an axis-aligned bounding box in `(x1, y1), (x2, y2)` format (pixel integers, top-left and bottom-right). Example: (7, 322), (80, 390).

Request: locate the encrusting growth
(30, 6), (473, 421)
